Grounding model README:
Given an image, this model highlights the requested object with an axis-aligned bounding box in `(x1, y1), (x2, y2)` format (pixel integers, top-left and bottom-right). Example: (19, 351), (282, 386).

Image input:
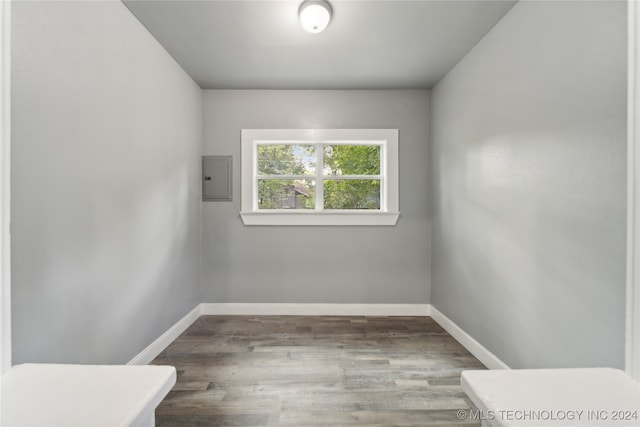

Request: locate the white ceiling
(123, 0), (517, 90)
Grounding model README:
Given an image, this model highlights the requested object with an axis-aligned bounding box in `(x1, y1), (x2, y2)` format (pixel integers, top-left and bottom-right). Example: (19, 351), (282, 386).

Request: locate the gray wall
(203, 90), (430, 303)
(11, 1), (203, 364)
(430, 0), (627, 368)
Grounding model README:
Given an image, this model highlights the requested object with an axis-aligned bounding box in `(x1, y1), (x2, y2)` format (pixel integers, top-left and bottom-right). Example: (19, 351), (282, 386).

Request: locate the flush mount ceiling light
(299, 0), (332, 34)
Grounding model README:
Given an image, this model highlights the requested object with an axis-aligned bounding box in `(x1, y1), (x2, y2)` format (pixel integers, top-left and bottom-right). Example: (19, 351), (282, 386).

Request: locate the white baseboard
(128, 305), (201, 365)
(430, 305), (510, 370)
(199, 303), (431, 316)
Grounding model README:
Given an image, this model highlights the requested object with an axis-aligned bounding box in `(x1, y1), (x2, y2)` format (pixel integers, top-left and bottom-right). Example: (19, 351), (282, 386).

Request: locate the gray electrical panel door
(203, 156), (232, 201)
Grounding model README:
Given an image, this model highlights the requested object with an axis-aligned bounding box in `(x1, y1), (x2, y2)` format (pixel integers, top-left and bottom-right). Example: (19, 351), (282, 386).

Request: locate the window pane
(324, 180), (380, 210)
(258, 144), (315, 175)
(258, 179), (315, 209)
(324, 145), (380, 176)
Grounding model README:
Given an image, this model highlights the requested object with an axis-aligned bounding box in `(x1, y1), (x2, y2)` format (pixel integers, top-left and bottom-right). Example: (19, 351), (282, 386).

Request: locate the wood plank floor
(151, 315), (485, 426)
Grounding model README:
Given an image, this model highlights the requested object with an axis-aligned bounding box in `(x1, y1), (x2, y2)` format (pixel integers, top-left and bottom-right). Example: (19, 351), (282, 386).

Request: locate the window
(240, 129), (399, 226)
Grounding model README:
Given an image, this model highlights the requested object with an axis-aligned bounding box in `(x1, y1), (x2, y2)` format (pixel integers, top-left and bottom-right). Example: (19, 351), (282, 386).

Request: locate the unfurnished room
(1, 0), (640, 426)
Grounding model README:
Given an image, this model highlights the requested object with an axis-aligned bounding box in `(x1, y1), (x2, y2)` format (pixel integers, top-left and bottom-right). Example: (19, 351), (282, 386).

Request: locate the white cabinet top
(1, 363), (176, 427)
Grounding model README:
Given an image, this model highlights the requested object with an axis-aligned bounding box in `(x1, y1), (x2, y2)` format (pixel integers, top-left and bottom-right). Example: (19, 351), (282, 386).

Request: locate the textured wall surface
(11, 1), (203, 364)
(202, 90), (430, 304)
(430, 0), (627, 368)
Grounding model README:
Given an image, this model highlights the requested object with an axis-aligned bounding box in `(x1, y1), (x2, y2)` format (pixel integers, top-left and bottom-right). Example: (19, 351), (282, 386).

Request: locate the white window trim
(240, 129), (400, 226)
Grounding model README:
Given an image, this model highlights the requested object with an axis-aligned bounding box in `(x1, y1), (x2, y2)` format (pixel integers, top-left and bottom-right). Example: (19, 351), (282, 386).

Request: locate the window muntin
(240, 129), (399, 226)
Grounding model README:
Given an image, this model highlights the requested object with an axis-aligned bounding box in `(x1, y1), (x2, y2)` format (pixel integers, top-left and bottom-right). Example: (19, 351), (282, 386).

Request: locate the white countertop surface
(462, 368), (640, 426)
(1, 363), (176, 427)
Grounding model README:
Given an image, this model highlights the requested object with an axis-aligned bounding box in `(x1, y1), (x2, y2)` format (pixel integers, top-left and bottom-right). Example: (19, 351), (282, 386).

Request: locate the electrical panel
(202, 156), (232, 201)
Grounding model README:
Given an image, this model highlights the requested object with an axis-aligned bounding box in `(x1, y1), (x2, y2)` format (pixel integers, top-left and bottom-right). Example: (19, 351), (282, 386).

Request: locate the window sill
(239, 211), (400, 226)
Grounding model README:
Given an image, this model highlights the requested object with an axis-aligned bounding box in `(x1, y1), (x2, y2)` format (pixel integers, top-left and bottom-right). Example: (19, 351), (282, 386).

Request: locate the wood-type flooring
(151, 315), (485, 426)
